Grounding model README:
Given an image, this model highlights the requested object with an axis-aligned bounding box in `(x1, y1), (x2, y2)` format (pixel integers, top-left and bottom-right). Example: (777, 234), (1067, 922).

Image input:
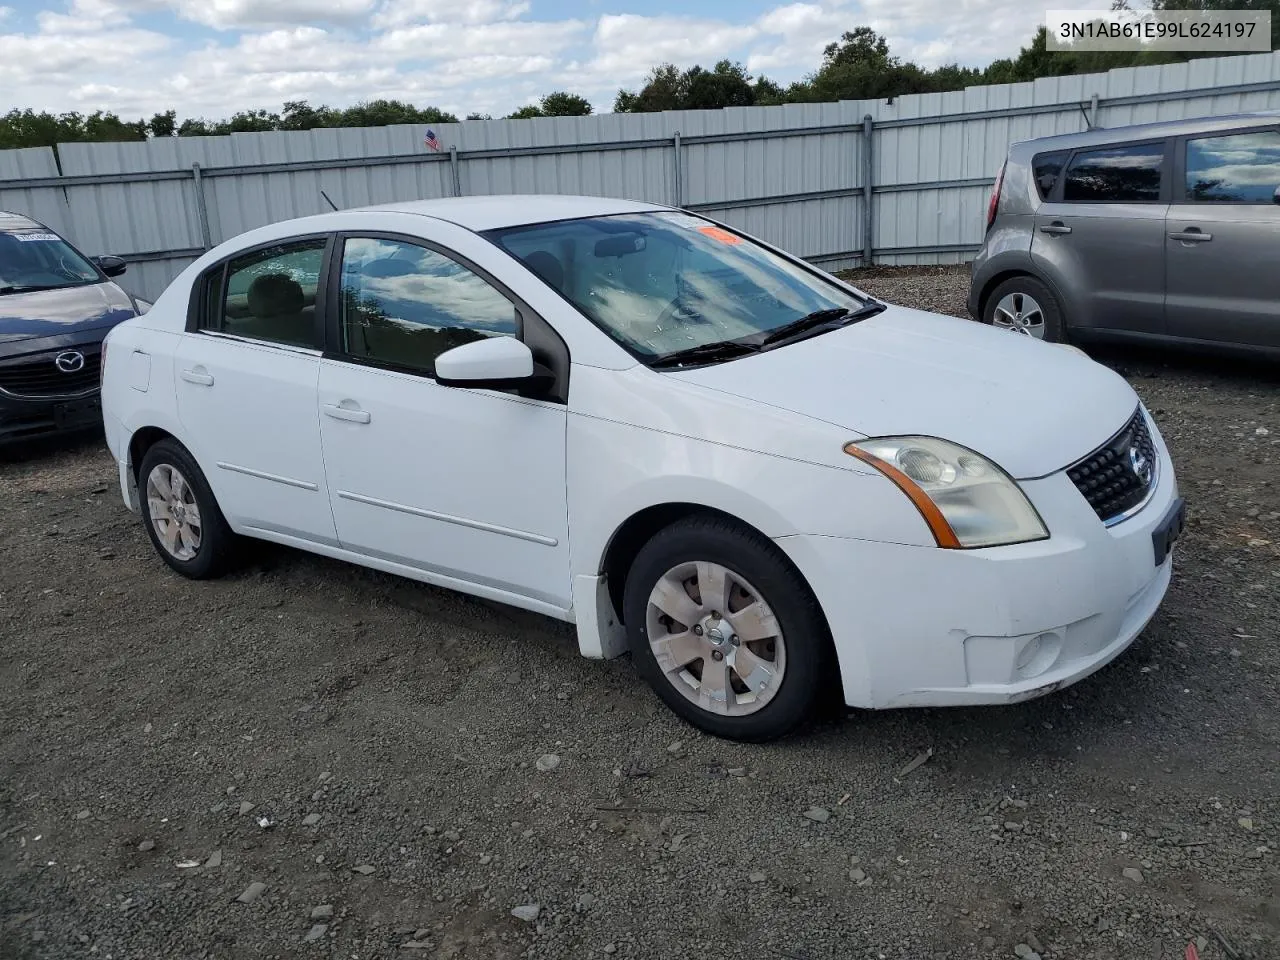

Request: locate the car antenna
(320, 190), (339, 211)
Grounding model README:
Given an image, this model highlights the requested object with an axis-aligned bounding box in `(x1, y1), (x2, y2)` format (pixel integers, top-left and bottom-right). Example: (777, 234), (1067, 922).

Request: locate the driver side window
(339, 237), (519, 376)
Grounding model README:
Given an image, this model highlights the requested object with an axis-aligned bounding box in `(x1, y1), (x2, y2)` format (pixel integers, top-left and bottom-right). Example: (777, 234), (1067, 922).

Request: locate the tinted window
(1185, 130), (1280, 202)
(339, 237), (517, 375)
(207, 239), (326, 348)
(1062, 143), (1164, 203)
(1032, 151), (1069, 199)
(0, 229), (100, 293)
(486, 211), (865, 362)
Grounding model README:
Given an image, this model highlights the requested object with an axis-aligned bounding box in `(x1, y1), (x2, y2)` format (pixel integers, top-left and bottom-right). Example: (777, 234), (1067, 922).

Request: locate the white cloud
(373, 0), (530, 28)
(375, 19), (588, 59)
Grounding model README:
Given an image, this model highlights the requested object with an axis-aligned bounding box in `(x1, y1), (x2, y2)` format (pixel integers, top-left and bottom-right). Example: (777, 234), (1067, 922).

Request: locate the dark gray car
(967, 111), (1280, 356)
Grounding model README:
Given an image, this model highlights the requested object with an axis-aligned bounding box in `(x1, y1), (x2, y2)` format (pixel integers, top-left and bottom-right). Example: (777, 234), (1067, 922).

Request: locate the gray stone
(236, 882), (267, 904)
(304, 924), (327, 942)
(850, 868), (866, 882)
(238, 801), (255, 816)
(75, 809), (90, 821)
(302, 813), (321, 827)
(311, 905), (334, 919)
(1013, 945), (1041, 960)
(667, 741), (684, 754)
(535, 754), (561, 772)
(1122, 867), (1144, 883)
(749, 871), (766, 883)
(511, 903), (540, 922)
(137, 839), (155, 852)
(204, 850), (222, 868)
(1004, 821), (1023, 832)
(803, 807), (831, 823)
(603, 944), (617, 955)
(352, 864), (376, 875)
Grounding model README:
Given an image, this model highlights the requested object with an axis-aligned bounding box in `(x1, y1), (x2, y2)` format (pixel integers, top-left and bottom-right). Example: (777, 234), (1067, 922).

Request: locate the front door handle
(1169, 229), (1212, 243)
(323, 402), (371, 424)
(1039, 222), (1072, 235)
(180, 368), (214, 386)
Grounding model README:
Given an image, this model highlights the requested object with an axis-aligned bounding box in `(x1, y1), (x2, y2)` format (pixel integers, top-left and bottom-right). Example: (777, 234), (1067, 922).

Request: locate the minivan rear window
(1185, 130), (1280, 202)
(1062, 143), (1164, 203)
(1032, 151), (1069, 199)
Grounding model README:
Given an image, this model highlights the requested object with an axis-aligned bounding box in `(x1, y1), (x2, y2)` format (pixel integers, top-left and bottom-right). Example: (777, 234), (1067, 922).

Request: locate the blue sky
(0, 0), (1109, 120)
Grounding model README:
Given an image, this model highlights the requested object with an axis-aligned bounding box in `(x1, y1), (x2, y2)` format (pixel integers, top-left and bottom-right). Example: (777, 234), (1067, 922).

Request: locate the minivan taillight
(986, 161), (1006, 232)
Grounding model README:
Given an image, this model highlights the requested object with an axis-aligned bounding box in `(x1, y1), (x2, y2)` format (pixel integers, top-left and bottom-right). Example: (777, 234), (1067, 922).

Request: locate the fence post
(672, 132), (683, 207)
(449, 145), (461, 197)
(191, 162), (212, 250)
(1089, 93), (1100, 128)
(862, 114), (874, 267)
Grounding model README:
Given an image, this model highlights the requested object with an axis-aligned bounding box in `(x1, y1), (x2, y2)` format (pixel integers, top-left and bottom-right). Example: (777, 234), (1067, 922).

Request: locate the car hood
(0, 282), (137, 341)
(666, 306), (1139, 479)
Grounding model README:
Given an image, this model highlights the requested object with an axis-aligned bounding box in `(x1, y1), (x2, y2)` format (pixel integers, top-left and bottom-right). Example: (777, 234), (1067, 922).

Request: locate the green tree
(148, 110), (177, 138)
(538, 91), (593, 116)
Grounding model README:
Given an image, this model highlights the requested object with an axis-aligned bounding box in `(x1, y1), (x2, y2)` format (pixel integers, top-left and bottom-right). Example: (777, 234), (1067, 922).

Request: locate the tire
(983, 275), (1065, 343)
(622, 515), (834, 742)
(137, 438), (238, 579)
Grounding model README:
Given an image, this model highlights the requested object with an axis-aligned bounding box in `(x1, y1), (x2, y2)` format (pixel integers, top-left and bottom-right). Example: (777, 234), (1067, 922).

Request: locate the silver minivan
(968, 111), (1280, 355)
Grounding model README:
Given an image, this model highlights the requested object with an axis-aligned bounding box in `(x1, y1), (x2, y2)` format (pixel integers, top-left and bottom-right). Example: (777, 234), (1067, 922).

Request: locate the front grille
(1067, 409), (1157, 524)
(0, 349), (101, 398)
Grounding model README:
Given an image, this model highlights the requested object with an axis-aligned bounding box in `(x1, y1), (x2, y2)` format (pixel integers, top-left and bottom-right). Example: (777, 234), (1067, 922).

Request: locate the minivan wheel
(622, 516), (833, 742)
(984, 276), (1064, 343)
(138, 439), (237, 579)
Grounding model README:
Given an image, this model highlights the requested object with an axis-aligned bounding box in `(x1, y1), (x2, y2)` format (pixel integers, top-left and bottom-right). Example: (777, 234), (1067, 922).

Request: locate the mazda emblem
(54, 351), (86, 373)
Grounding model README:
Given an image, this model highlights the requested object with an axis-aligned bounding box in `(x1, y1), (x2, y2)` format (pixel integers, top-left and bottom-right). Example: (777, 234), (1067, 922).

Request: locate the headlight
(844, 437), (1048, 548)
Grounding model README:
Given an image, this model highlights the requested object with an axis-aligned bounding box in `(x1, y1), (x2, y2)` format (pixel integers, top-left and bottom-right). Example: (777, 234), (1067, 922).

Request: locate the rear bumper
(0, 388), (103, 445)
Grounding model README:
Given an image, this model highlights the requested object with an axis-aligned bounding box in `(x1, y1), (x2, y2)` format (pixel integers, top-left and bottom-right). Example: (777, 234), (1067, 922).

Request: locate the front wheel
(622, 516), (833, 742)
(983, 275), (1065, 343)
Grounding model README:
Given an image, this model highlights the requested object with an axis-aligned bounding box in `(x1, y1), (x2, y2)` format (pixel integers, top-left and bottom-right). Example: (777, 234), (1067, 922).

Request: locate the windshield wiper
(649, 338), (761, 370)
(0, 283), (65, 295)
(754, 302), (887, 349)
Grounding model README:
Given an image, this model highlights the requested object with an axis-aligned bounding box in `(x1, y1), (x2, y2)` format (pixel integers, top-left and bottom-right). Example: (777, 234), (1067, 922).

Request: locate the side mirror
(93, 255), (128, 277)
(1273, 185), (1280, 205)
(435, 337), (550, 393)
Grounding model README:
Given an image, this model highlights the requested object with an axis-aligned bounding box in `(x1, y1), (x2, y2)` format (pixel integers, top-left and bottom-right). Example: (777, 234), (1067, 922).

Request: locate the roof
(0, 211), (45, 232)
(1011, 110), (1280, 155)
(356, 194), (670, 232)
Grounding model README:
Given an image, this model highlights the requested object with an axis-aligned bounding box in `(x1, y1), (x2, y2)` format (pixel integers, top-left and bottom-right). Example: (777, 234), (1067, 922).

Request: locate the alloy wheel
(145, 463), (202, 561)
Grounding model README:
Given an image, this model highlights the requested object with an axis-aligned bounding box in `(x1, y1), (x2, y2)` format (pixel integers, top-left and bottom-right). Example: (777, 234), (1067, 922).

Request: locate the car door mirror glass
(1273, 184), (1280, 205)
(435, 336), (536, 388)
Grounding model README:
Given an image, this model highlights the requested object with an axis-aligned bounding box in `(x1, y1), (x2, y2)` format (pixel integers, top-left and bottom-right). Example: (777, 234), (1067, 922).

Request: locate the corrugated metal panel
(3, 51), (1280, 289)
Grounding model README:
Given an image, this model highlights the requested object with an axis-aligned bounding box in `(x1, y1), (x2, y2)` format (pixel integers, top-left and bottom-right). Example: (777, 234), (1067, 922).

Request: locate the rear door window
(1062, 143), (1165, 203)
(1185, 130), (1280, 203)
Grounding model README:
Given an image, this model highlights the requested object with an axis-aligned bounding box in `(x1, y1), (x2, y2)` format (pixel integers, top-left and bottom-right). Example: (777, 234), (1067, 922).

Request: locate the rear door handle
(1039, 223), (1072, 235)
(1169, 229), (1212, 242)
(323, 402), (371, 424)
(180, 368), (214, 386)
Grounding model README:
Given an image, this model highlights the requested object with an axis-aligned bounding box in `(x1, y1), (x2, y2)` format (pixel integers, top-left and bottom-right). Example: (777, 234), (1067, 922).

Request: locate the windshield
(0, 229), (101, 294)
(484, 212), (868, 362)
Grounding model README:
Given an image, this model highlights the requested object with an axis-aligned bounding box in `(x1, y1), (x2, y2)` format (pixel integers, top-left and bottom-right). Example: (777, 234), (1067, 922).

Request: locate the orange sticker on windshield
(697, 225), (741, 245)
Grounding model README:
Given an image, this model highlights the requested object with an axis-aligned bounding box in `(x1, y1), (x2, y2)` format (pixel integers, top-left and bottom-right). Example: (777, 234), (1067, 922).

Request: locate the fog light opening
(1014, 632), (1062, 680)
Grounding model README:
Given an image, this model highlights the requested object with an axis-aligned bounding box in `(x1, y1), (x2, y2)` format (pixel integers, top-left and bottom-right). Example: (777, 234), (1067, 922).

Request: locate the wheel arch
(128, 425), (180, 482)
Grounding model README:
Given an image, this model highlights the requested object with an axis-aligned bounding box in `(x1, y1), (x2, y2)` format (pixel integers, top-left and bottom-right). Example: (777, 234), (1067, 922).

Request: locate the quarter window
(1185, 130), (1280, 203)
(204, 238), (326, 348)
(1032, 150), (1069, 199)
(338, 237), (518, 375)
(1062, 143), (1164, 203)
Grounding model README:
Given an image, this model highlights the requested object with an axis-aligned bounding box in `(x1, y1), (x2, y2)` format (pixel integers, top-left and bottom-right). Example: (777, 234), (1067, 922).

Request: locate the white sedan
(100, 195), (1185, 741)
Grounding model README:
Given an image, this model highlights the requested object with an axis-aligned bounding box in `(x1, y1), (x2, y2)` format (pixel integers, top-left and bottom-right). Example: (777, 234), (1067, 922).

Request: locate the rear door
(174, 235), (339, 544)
(1030, 139), (1170, 338)
(1165, 125), (1280, 349)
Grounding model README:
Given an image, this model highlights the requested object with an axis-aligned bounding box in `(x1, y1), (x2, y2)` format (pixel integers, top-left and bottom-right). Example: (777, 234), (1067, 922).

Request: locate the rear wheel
(138, 439), (238, 579)
(983, 275), (1064, 343)
(622, 516), (832, 742)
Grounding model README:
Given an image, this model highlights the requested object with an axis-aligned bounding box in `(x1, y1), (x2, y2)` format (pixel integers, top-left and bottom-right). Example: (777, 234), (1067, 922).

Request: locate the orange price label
(696, 225), (741, 245)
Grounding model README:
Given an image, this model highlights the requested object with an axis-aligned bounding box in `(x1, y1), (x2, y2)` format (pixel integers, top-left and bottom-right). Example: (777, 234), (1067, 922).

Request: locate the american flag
(424, 129), (441, 152)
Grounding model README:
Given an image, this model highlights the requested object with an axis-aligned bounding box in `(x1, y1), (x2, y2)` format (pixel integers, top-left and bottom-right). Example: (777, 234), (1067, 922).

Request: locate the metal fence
(5, 50), (1280, 302)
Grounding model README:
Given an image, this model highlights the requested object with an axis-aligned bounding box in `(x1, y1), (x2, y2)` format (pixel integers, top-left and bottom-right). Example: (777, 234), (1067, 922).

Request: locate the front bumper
(0, 388), (103, 445)
(777, 433), (1182, 710)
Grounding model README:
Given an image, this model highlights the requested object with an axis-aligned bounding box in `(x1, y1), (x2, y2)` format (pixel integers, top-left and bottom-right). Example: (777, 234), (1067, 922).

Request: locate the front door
(1030, 140), (1169, 338)
(1165, 126), (1280, 350)
(174, 236), (338, 544)
(316, 234), (571, 610)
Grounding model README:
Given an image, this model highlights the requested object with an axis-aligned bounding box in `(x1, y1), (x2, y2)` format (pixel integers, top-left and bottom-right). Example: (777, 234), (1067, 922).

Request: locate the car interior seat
(238, 273), (313, 345)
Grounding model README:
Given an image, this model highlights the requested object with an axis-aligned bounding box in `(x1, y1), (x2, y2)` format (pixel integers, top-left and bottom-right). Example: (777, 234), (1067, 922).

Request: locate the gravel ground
(3, 266), (1279, 960)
